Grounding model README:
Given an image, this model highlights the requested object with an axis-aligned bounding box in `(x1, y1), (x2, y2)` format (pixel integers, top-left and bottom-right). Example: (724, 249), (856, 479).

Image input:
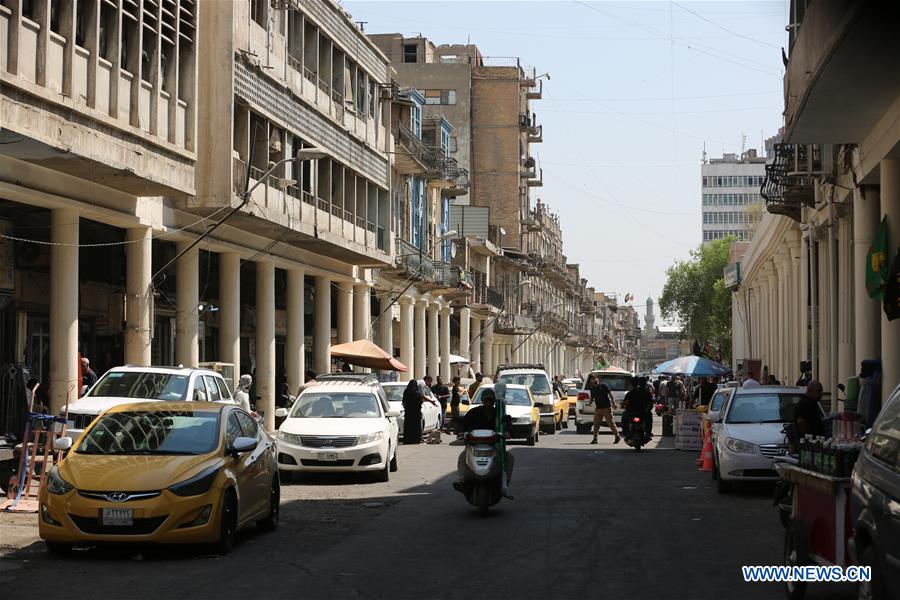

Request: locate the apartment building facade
(0, 0), (404, 431)
(731, 0), (900, 407)
(701, 150), (767, 243)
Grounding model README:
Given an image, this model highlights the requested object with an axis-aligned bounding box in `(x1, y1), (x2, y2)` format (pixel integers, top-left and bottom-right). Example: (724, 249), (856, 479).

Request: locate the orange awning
(330, 339), (408, 372)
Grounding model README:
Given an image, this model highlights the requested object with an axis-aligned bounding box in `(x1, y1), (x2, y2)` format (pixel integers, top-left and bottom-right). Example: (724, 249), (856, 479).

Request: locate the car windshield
(76, 410), (220, 455)
(88, 371), (189, 401)
(725, 394), (805, 424)
(591, 374), (632, 391)
(290, 393), (382, 418)
(473, 388), (531, 406)
(497, 373), (551, 395)
(383, 386), (404, 403)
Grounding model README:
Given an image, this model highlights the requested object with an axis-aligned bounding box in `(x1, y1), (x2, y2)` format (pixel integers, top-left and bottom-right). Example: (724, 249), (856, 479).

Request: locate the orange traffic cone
(698, 427), (714, 471)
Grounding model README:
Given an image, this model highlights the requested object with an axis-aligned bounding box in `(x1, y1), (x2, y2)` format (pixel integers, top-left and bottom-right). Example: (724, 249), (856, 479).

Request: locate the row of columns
(396, 296), (456, 380)
(46, 213), (374, 429)
(745, 158), (900, 405)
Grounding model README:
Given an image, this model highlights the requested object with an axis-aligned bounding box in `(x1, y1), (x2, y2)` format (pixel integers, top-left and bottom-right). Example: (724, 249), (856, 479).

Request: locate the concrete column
(471, 316), (482, 374)
(378, 301), (394, 359)
(775, 255), (788, 380)
(427, 302), (439, 378)
(124, 227), (151, 366)
(219, 253), (241, 387)
(788, 236), (802, 381)
(440, 306), (451, 379)
(256, 261), (276, 432)
(175, 241), (199, 367)
(853, 185), (881, 368)
(336, 281), (353, 344)
(399, 297), (414, 377)
(881, 159), (900, 403)
(353, 283), (370, 341)
(483, 319), (494, 378)
(837, 216), (855, 390)
(459, 307), (471, 361)
(512, 334), (522, 363)
(286, 268), (305, 395)
(314, 276), (331, 374)
(414, 299), (427, 379)
(50, 209), (79, 415)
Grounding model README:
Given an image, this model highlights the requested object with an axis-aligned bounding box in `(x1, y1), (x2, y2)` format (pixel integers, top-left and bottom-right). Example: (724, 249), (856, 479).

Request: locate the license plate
(101, 508), (133, 526)
(317, 452), (338, 462)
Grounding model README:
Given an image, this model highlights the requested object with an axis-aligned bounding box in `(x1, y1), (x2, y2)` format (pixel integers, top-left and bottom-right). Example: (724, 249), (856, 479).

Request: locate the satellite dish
(450, 241), (458, 258)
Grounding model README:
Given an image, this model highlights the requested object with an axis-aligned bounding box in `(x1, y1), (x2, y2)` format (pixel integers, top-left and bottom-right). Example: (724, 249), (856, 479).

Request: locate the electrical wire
(671, 1), (780, 49)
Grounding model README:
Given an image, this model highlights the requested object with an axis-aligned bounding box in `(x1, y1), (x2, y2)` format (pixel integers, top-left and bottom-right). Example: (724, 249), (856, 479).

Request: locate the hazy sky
(344, 0), (787, 323)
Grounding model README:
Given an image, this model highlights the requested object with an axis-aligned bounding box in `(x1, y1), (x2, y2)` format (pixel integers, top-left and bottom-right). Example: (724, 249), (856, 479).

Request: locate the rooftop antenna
(702, 141), (707, 164)
(741, 133), (747, 157)
(355, 21), (367, 32)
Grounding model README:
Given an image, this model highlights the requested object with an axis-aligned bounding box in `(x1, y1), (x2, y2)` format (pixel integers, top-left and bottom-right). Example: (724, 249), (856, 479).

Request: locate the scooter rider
(622, 376), (653, 440)
(453, 387), (515, 495)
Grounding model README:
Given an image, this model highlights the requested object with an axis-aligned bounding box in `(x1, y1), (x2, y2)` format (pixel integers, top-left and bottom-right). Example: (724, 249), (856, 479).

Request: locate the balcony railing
(394, 238), (435, 281)
(486, 287), (504, 309)
(761, 143), (827, 222)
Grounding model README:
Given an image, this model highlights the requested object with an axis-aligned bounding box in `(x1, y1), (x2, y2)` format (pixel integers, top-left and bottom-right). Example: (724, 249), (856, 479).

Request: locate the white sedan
(712, 385), (813, 493)
(381, 382), (442, 439)
(274, 386), (399, 482)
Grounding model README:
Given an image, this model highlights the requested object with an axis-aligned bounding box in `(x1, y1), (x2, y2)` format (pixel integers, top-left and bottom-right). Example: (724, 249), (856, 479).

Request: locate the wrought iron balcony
(761, 143), (827, 222)
(393, 238), (435, 281)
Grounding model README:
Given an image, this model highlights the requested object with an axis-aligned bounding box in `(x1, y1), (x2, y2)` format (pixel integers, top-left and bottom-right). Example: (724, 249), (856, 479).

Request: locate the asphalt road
(0, 420), (855, 600)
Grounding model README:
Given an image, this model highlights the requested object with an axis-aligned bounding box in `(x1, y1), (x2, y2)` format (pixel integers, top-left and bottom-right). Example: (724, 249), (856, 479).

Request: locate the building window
(403, 43), (417, 63)
(423, 89), (457, 105)
(410, 104), (421, 137)
(250, 0), (267, 28)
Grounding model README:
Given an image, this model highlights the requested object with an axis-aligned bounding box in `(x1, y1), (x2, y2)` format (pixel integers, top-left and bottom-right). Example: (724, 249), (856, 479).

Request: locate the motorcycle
(458, 429), (505, 516)
(624, 416), (651, 451)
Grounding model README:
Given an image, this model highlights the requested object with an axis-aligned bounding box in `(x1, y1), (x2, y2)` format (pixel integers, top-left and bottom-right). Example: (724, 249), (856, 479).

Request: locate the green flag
(866, 216), (889, 300)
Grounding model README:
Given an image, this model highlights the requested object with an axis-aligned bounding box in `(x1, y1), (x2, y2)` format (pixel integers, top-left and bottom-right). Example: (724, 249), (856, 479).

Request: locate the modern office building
(701, 149), (768, 243)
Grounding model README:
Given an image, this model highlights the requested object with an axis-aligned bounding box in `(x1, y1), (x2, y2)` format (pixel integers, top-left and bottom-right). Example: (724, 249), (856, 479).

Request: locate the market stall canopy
(330, 339), (408, 372)
(445, 354), (469, 365)
(654, 355), (732, 377)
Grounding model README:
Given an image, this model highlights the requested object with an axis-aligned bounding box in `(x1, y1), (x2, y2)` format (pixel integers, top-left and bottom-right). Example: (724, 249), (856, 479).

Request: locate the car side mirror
(53, 437), (73, 451)
(462, 398), (470, 405)
(274, 408), (288, 418)
(229, 436), (257, 456)
(708, 412), (720, 423)
(386, 409), (401, 418)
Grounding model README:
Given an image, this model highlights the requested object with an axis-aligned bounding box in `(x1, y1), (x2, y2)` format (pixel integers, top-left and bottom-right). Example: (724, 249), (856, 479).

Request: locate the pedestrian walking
(588, 374), (620, 445)
(431, 375), (450, 428)
(450, 376), (462, 432)
(468, 372), (483, 398)
(402, 380), (424, 444)
(234, 374), (253, 413)
(80, 357), (97, 395)
(794, 381), (826, 437)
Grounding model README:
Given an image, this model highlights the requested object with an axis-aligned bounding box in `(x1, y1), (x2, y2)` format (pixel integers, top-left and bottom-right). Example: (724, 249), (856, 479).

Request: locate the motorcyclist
(453, 387), (514, 496)
(622, 376), (653, 441)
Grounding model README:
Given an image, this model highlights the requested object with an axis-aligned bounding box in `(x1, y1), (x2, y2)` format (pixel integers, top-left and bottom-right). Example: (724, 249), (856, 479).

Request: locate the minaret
(644, 297), (656, 335)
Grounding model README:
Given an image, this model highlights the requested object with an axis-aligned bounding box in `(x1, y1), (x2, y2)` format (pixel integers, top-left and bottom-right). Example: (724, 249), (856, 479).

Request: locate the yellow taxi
(39, 402), (279, 555)
(495, 365), (568, 434)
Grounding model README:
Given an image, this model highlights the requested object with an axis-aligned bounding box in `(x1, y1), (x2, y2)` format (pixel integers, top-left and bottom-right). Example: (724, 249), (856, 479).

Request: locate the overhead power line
(671, 1), (780, 49)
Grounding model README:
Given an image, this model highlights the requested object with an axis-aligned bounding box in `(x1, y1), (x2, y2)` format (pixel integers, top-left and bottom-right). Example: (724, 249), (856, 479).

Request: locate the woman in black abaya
(402, 379), (424, 444)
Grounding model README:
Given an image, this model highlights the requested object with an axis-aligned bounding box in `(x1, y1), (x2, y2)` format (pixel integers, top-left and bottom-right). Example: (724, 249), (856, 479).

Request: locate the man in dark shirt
(431, 375), (450, 429)
(795, 380), (826, 437)
(450, 376), (462, 433)
(455, 388), (514, 492)
(623, 377), (653, 439)
(588, 375), (620, 445)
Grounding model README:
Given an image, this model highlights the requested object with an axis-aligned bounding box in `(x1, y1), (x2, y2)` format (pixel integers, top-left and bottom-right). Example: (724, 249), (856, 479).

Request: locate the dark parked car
(850, 383), (900, 600)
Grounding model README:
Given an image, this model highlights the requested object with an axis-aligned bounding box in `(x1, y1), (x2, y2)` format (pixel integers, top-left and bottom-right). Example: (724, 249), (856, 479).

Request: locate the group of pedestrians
(401, 374), (470, 444)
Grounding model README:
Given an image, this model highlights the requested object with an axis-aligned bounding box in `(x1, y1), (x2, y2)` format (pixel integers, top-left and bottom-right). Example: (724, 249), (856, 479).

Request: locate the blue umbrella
(654, 355), (732, 377)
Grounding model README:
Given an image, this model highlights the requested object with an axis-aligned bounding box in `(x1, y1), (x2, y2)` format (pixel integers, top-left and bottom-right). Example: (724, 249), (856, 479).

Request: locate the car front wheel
(212, 491), (237, 555)
(257, 478), (280, 532)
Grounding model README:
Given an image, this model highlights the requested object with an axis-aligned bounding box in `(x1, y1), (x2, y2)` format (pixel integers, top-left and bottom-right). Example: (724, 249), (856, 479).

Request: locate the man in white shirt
(234, 374), (253, 412)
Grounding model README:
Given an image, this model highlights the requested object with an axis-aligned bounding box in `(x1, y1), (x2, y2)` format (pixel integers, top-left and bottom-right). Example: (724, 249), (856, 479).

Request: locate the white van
(574, 369), (634, 434)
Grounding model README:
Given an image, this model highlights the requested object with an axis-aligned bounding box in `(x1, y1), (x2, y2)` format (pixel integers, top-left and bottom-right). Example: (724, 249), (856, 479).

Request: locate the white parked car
(470, 383), (540, 446)
(574, 369), (634, 434)
(495, 364), (560, 434)
(381, 381), (442, 440)
(274, 374), (399, 482)
(63, 366), (237, 440)
(711, 385), (815, 493)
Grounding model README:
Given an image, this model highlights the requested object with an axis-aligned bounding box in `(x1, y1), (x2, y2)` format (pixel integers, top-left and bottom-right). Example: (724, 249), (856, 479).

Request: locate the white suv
(274, 373), (400, 482)
(494, 364), (559, 434)
(63, 366), (237, 440)
(574, 369), (634, 434)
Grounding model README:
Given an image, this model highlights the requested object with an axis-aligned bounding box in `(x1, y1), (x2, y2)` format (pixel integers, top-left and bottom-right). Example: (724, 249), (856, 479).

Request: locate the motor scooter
(624, 416), (651, 451)
(458, 429), (505, 516)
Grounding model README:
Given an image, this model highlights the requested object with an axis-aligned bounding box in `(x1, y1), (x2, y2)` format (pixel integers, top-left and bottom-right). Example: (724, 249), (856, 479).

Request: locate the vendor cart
(774, 462), (853, 599)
